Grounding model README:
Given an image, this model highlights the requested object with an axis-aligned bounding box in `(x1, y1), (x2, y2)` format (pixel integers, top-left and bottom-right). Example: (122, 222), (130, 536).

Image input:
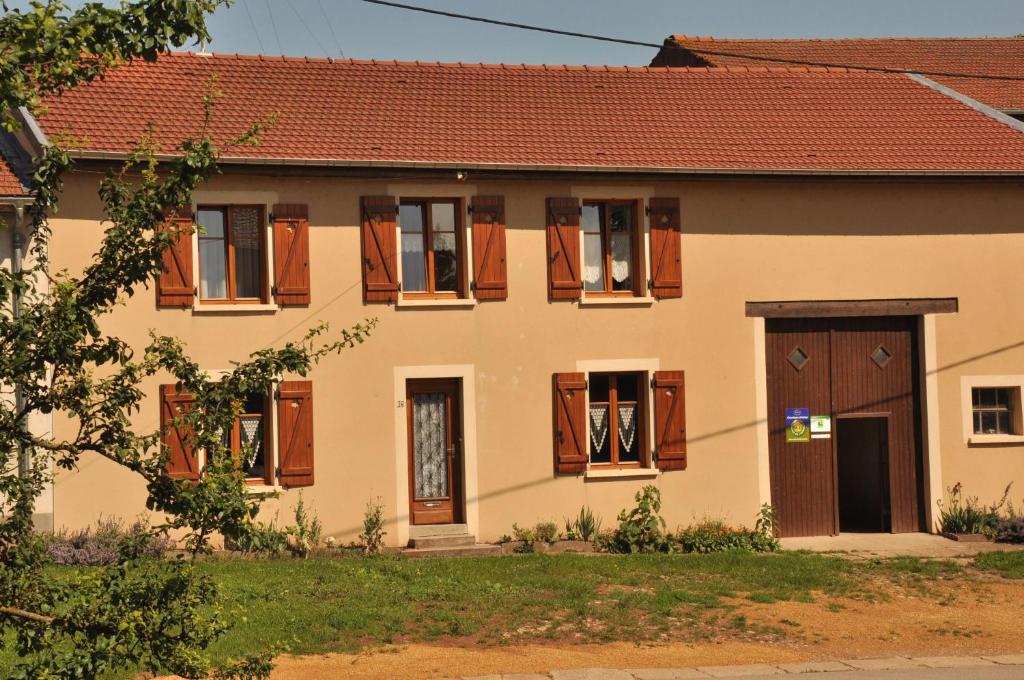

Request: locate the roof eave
(63, 149), (1024, 177)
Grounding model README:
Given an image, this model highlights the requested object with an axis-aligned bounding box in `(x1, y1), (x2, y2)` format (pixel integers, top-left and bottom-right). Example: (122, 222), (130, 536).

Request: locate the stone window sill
(579, 296), (656, 307)
(192, 303), (278, 314)
(968, 434), (1024, 446)
(396, 297), (477, 309)
(584, 467), (659, 480)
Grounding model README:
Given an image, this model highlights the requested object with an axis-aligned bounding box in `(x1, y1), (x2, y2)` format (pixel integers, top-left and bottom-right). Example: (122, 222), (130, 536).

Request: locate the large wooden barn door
(829, 317), (923, 533)
(766, 316), (923, 537)
(766, 319), (836, 538)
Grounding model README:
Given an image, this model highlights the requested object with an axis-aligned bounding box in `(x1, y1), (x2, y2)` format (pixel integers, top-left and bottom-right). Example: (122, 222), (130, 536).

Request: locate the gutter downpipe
(11, 204), (27, 477)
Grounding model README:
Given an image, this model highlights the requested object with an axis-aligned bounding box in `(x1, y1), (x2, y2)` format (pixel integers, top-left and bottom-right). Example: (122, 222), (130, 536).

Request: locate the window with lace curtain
(220, 391), (273, 485)
(588, 372), (645, 467)
(581, 200), (643, 296)
(197, 205), (267, 303)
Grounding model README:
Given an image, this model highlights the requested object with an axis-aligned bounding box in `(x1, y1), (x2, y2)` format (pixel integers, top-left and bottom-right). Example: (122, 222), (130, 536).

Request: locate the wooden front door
(766, 316), (924, 537)
(407, 379), (463, 525)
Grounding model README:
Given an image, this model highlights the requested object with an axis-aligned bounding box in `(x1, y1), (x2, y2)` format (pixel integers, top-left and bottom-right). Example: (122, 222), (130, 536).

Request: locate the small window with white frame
(961, 376), (1024, 444)
(972, 387), (1019, 436)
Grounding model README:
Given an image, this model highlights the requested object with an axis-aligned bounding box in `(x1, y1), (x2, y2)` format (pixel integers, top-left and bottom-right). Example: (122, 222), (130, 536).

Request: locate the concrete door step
(401, 543), (502, 559)
(409, 534), (477, 549)
(409, 523), (469, 539)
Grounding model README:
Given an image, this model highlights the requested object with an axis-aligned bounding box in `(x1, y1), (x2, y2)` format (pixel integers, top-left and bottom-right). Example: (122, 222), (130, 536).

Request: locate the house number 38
(396, 400), (405, 408)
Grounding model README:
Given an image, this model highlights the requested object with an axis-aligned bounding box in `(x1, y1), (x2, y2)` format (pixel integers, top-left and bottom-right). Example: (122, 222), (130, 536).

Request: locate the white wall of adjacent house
(1, 206), (54, 531)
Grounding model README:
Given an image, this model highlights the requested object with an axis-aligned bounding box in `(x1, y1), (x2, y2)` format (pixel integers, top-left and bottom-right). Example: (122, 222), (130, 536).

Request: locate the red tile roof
(654, 36), (1024, 112)
(0, 154), (28, 197)
(33, 52), (1024, 174)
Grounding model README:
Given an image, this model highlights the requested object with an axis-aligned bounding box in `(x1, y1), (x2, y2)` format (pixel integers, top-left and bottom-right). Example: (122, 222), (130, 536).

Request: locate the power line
(240, 0), (266, 55)
(264, 0), (284, 55)
(316, 0), (345, 57)
(360, 0), (1024, 83)
(286, 0), (331, 58)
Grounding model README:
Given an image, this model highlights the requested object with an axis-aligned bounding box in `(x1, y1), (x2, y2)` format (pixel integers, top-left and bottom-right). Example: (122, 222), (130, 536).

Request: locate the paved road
(735, 670), (1024, 679)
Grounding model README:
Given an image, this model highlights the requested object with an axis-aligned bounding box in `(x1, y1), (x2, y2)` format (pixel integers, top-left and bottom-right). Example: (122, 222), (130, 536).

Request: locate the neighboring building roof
(651, 36), (1024, 113)
(31, 52), (1024, 175)
(0, 144), (30, 197)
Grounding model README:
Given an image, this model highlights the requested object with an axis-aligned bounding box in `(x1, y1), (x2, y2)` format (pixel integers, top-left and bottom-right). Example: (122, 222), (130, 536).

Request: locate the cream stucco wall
(46, 172), (1024, 543)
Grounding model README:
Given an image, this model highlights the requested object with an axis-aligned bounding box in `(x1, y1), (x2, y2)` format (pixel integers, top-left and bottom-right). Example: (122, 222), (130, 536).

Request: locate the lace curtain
(240, 414), (263, 470)
(413, 393), (448, 498)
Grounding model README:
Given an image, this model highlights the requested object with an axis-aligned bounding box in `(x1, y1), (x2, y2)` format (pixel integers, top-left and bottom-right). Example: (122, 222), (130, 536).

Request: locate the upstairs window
(399, 199), (465, 297)
(588, 372), (645, 467)
(972, 387), (1017, 435)
(197, 205), (267, 303)
(582, 201), (642, 296)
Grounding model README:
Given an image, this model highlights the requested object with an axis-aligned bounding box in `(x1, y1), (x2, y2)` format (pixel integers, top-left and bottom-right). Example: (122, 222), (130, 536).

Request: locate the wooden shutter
(470, 196), (507, 300)
(653, 370), (687, 471)
(160, 384), (198, 480)
(360, 196), (399, 303)
(648, 197), (682, 299)
(273, 204), (311, 305)
(546, 198), (581, 300)
(156, 210), (194, 308)
(553, 372), (588, 474)
(278, 380), (314, 487)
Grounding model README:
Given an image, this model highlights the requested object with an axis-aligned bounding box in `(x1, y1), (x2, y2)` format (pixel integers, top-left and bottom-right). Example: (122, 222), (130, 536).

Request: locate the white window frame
(575, 358), (660, 479)
(961, 375), (1024, 445)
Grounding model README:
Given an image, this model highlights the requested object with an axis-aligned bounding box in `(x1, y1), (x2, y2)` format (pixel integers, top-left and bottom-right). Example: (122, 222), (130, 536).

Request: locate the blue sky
(12, 0), (1024, 64)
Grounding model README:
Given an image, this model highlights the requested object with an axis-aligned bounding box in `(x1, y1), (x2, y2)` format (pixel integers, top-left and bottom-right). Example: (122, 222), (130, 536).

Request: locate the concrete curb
(449, 655), (1024, 679)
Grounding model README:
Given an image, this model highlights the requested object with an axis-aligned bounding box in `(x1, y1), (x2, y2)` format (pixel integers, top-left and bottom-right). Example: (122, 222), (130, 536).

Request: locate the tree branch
(0, 606), (56, 624)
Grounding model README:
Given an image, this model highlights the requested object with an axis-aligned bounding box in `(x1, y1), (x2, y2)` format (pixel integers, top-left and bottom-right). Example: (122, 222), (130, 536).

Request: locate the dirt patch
(262, 578), (1024, 679)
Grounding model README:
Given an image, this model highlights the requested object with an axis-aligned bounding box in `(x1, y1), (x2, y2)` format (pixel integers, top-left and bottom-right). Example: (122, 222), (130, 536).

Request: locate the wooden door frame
(406, 378), (464, 525)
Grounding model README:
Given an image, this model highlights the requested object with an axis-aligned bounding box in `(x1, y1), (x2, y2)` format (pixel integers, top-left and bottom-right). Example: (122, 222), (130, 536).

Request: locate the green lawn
(974, 550), (1024, 578)
(4, 549), (1019, 676)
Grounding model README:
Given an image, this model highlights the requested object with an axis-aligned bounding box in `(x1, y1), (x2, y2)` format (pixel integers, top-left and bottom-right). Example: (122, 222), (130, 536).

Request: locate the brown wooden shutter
(553, 372), (588, 474)
(360, 196), (399, 303)
(273, 204), (311, 305)
(653, 370), (687, 471)
(156, 211), (194, 308)
(546, 198), (581, 300)
(160, 384), (198, 480)
(278, 380), (314, 487)
(648, 197), (682, 299)
(470, 196), (507, 300)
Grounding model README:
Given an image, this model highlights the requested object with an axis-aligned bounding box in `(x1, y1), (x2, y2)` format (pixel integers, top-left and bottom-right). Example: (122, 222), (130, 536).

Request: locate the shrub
(996, 517), (1024, 544)
(675, 506), (779, 554)
(511, 523), (537, 553)
(286, 493), (323, 558)
(564, 506), (602, 542)
(534, 521), (558, 544)
(937, 483), (1008, 537)
(360, 497), (387, 555)
(232, 517), (289, 557)
(608, 485), (673, 554)
(45, 516), (170, 566)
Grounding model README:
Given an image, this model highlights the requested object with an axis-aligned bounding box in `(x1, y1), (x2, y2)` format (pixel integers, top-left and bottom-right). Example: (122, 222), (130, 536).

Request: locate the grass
(199, 551), (857, 659)
(4, 549), (1019, 676)
(974, 551), (1024, 578)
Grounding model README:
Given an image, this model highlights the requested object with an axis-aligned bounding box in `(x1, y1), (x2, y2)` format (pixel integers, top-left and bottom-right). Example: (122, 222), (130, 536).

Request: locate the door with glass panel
(407, 379), (463, 525)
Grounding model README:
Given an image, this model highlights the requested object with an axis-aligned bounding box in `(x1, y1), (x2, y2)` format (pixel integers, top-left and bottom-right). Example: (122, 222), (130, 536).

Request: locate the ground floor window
(220, 391), (273, 485)
(972, 387), (1018, 435)
(588, 372), (645, 467)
